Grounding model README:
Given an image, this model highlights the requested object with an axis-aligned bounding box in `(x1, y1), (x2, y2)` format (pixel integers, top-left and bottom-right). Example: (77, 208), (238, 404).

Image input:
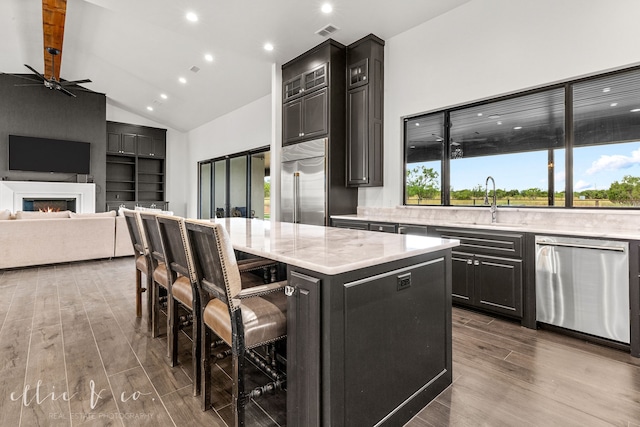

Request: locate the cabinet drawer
(369, 222), (397, 233)
(432, 227), (523, 258)
(332, 219), (368, 230)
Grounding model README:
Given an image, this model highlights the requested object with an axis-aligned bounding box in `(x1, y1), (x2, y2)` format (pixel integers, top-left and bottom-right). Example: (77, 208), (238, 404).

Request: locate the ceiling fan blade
(23, 64), (46, 81)
(60, 78), (92, 86)
(57, 86), (76, 97)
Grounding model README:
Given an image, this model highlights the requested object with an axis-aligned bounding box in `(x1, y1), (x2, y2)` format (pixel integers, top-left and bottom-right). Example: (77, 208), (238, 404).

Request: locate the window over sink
(404, 66), (640, 208)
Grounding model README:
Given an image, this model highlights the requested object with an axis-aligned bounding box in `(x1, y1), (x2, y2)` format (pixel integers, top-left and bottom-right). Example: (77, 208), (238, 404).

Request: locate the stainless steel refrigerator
(281, 139), (326, 226)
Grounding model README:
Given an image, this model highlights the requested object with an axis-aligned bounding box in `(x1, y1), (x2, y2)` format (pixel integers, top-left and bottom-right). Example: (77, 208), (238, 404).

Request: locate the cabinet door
(451, 251), (474, 305)
(474, 254), (523, 317)
(348, 59), (368, 89)
(347, 86), (368, 185)
(107, 132), (121, 154)
(121, 134), (137, 155)
(151, 138), (166, 158)
(302, 88), (328, 140)
(283, 99), (303, 144)
(286, 271), (321, 427)
(137, 134), (153, 156)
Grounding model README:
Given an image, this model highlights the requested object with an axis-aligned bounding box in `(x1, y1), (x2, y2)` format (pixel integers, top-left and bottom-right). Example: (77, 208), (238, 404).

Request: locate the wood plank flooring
(0, 257), (639, 426)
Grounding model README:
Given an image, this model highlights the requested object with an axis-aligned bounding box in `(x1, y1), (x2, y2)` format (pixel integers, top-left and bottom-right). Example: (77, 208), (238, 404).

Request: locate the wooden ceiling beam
(42, 0), (67, 81)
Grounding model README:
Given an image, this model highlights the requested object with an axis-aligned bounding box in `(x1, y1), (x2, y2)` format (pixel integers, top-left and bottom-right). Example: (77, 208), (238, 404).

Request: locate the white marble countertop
(213, 218), (459, 275)
(332, 208), (640, 240)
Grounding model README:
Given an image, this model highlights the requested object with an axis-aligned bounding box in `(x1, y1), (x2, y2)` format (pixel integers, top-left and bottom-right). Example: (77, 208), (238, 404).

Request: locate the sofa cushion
(15, 210), (71, 219)
(0, 209), (10, 220)
(70, 211), (116, 218)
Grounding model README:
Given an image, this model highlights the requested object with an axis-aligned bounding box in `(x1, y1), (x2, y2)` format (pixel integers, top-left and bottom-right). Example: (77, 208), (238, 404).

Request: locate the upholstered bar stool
(155, 214), (202, 395)
(185, 219), (287, 426)
(122, 210), (152, 329)
(139, 212), (170, 338)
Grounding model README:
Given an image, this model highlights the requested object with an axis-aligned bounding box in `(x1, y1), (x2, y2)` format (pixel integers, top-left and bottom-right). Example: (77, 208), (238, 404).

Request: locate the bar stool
(185, 219), (287, 426)
(139, 212), (170, 338)
(122, 210), (152, 329)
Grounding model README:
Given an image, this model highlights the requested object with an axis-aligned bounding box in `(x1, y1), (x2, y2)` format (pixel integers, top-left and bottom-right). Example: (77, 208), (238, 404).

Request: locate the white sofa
(0, 210), (134, 269)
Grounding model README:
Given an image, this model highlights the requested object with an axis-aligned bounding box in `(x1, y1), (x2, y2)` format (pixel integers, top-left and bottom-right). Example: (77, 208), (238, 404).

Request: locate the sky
(410, 141), (640, 193)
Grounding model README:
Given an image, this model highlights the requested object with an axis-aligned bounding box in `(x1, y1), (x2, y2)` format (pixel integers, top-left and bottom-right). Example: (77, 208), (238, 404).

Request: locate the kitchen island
(214, 218), (460, 426)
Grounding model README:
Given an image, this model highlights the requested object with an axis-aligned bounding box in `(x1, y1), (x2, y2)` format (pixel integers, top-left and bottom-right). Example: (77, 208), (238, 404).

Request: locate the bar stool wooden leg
(135, 269), (142, 317)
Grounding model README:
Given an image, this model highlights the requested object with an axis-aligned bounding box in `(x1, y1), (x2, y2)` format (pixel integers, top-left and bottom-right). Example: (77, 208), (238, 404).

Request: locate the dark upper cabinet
(348, 58), (368, 89)
(107, 132), (136, 155)
(283, 88), (328, 144)
(137, 135), (166, 158)
(347, 86), (368, 185)
(346, 34), (384, 187)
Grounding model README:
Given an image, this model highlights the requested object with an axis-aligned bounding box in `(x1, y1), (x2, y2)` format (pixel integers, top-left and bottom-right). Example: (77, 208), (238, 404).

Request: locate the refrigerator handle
(293, 172), (300, 223)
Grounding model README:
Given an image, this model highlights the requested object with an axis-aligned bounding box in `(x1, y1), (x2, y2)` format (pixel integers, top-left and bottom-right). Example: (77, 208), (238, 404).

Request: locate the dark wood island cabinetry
(216, 218), (458, 426)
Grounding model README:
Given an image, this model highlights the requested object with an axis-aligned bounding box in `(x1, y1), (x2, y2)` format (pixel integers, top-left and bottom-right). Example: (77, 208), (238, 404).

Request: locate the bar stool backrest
(123, 209), (147, 255)
(184, 220), (243, 310)
(155, 215), (196, 282)
(139, 212), (165, 265)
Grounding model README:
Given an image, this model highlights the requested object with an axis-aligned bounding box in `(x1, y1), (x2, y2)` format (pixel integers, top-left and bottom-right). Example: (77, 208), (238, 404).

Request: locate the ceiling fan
(9, 46), (92, 97)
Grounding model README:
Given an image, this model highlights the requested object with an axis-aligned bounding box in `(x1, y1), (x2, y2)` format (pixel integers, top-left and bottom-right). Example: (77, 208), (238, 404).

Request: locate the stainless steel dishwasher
(535, 235), (629, 343)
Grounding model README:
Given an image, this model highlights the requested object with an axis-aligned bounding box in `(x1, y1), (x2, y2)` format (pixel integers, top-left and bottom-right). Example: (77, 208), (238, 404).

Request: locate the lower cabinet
(452, 251), (523, 318)
(433, 227), (524, 320)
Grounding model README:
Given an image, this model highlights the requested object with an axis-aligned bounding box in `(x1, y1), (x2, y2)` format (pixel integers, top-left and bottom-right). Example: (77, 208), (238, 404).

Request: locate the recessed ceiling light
(602, 87), (611, 93)
(146, 106), (153, 111)
(497, 121), (502, 125)
(415, 123), (420, 126)
(610, 103), (618, 107)
(160, 93), (168, 99)
(410, 145), (416, 149)
(179, 77), (187, 84)
(631, 108), (640, 112)
(204, 53), (214, 62)
(264, 43), (274, 52)
(186, 12), (198, 22)
(321, 3), (333, 13)
(477, 113), (483, 117)
(513, 126), (522, 130)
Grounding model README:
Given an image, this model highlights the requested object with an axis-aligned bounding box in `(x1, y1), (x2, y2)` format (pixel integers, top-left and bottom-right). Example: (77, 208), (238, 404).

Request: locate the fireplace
(22, 198), (77, 212)
(0, 181), (95, 213)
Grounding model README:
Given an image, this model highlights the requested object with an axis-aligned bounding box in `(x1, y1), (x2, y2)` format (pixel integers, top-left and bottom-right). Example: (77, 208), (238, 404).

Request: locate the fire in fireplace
(22, 198), (77, 213)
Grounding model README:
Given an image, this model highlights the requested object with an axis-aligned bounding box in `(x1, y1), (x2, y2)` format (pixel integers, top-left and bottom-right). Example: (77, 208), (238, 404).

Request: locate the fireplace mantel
(0, 181), (95, 213)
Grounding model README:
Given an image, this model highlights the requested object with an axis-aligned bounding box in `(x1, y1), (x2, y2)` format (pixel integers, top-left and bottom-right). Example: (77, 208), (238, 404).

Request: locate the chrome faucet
(484, 176), (497, 224)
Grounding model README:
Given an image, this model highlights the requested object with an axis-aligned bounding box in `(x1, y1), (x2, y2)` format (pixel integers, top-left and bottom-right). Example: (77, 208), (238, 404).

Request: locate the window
(449, 89), (565, 207)
(403, 66), (640, 208)
(573, 70), (640, 207)
(405, 113), (444, 205)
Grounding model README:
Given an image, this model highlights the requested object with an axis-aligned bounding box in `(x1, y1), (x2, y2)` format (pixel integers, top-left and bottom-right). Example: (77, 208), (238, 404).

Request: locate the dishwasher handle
(536, 240), (626, 252)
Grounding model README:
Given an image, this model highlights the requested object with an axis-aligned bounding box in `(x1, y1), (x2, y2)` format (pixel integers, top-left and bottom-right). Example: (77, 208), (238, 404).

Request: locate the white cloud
(555, 171), (565, 184)
(574, 180), (593, 191)
(586, 148), (640, 175)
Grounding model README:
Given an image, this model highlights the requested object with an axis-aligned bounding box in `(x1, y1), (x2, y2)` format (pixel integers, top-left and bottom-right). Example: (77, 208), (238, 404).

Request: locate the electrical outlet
(397, 273), (411, 291)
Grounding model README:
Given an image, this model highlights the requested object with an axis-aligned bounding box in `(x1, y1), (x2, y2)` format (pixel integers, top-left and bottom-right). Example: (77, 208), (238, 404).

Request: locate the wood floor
(0, 257), (639, 426)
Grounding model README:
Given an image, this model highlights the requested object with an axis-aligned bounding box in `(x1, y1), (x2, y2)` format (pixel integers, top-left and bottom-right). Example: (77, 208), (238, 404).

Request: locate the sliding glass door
(198, 147), (270, 219)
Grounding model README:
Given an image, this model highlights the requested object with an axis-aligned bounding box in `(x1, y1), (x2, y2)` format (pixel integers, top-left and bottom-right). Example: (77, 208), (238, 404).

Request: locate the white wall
(106, 103), (189, 216)
(360, 0), (640, 207)
(186, 95), (272, 218)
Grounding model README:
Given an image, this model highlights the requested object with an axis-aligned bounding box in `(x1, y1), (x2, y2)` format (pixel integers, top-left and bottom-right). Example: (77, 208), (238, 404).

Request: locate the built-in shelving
(105, 121), (168, 211)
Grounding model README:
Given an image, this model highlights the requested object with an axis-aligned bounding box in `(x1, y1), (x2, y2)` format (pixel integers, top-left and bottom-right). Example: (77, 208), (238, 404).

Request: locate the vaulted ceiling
(0, 0), (471, 132)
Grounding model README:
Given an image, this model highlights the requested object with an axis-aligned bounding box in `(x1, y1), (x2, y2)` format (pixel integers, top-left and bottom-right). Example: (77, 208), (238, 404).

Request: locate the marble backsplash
(356, 205), (640, 234)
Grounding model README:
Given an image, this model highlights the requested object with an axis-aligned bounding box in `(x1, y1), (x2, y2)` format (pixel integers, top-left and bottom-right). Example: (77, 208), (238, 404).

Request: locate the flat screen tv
(8, 135), (91, 174)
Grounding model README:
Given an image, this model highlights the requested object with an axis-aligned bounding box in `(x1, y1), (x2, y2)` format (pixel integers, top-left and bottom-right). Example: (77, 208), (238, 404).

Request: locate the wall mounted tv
(8, 135), (91, 174)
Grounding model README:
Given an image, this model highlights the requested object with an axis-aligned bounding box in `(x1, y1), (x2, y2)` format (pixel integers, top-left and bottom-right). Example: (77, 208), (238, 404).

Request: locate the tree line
(406, 166), (640, 206)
